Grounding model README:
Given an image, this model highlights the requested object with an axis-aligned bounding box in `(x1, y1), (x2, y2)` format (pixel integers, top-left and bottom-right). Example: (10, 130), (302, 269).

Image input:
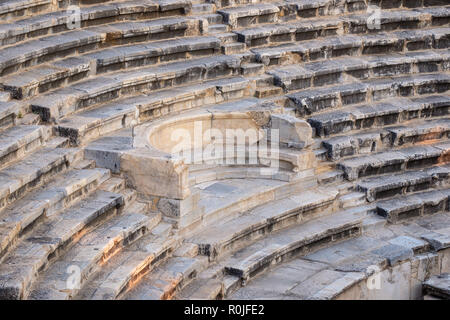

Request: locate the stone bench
(270, 50), (449, 92)
(0, 168), (110, 260)
(31, 54), (243, 122)
(0, 125), (52, 169)
(233, 7), (448, 48)
(223, 210), (363, 281)
(0, 36), (221, 99)
(0, 0), (53, 21)
(0, 145), (83, 212)
(190, 187), (338, 260)
(76, 222), (177, 299)
(0, 189), (124, 300)
(54, 76), (249, 145)
(356, 168), (444, 202)
(376, 189), (449, 223)
(124, 256), (208, 300)
(29, 201), (160, 300)
(322, 118), (450, 160)
(338, 143), (446, 180)
(218, 3), (280, 28)
(1, 0), (193, 44)
(252, 28), (450, 66)
(422, 273), (450, 299)
(307, 94), (450, 137)
(0, 17), (199, 76)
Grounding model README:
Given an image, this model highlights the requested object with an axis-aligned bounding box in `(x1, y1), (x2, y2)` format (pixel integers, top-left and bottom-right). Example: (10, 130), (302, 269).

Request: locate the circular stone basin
(134, 111), (266, 156)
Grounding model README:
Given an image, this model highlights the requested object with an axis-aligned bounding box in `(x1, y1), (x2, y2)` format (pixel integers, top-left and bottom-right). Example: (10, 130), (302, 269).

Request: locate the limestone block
(270, 113), (313, 148)
(120, 148), (189, 200)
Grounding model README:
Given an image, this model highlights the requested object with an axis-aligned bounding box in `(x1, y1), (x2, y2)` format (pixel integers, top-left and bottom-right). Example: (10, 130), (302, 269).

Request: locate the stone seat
(189, 187), (339, 260)
(0, 189), (124, 300)
(0, 0), (52, 21)
(322, 118), (450, 160)
(28, 201), (161, 300)
(54, 76), (249, 145)
(1, 36), (221, 99)
(0, 16), (198, 76)
(222, 210), (363, 281)
(75, 222), (178, 300)
(0, 101), (20, 131)
(376, 189), (449, 223)
(0, 0), (187, 46)
(306, 94), (450, 136)
(233, 7), (448, 47)
(252, 28), (450, 66)
(234, 17), (343, 47)
(338, 143), (447, 180)
(355, 166), (448, 202)
(124, 255), (208, 300)
(422, 273), (450, 299)
(288, 74), (450, 117)
(31, 54), (243, 122)
(218, 3), (280, 28)
(0, 168), (111, 260)
(188, 166), (299, 187)
(0, 125), (52, 169)
(268, 50), (449, 92)
(0, 145), (83, 211)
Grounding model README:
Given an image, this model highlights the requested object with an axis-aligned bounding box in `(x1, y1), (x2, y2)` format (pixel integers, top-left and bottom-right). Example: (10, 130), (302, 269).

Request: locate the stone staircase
(0, 0), (448, 300)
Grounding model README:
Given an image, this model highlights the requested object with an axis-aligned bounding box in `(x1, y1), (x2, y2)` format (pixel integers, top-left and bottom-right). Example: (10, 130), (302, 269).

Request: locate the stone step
(208, 23), (229, 33)
(0, 16), (200, 77)
(0, 91), (10, 102)
(376, 188), (449, 223)
(1, 36), (221, 99)
(75, 222), (178, 299)
(0, 168), (111, 259)
(254, 85), (282, 98)
(268, 50), (449, 92)
(218, 3), (280, 28)
(31, 54), (243, 122)
(322, 118), (450, 160)
(288, 73), (450, 118)
(176, 277), (223, 300)
(306, 94), (450, 137)
(188, 166), (298, 187)
(356, 164), (450, 202)
(338, 142), (448, 180)
(0, 0), (53, 21)
(189, 187), (339, 260)
(0, 0), (193, 47)
(0, 145), (84, 212)
(191, 3), (215, 14)
(28, 202), (161, 300)
(234, 8), (449, 47)
(0, 125), (52, 169)
(222, 210), (363, 281)
(54, 76), (250, 145)
(240, 62), (263, 76)
(251, 28), (450, 66)
(215, 32), (237, 43)
(221, 42), (245, 54)
(0, 101), (19, 131)
(124, 256), (208, 299)
(202, 13), (223, 24)
(422, 273), (450, 299)
(0, 190), (124, 299)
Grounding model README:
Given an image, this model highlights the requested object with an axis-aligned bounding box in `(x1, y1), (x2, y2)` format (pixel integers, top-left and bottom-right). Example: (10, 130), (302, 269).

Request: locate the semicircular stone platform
(0, 0), (449, 300)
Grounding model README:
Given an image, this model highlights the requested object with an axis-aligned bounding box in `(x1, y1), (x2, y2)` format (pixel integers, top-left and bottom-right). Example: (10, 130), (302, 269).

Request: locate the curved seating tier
(0, 0), (449, 301)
